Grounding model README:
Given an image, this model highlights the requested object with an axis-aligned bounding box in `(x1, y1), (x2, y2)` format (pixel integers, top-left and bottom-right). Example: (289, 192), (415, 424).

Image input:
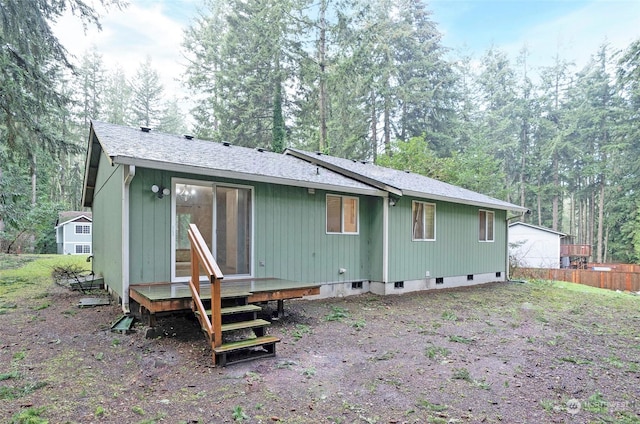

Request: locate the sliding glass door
(173, 181), (252, 280)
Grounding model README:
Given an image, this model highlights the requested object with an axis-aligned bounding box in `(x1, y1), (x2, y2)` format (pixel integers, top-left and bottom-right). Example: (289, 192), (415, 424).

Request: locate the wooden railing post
(187, 224), (225, 351)
(211, 275), (222, 347)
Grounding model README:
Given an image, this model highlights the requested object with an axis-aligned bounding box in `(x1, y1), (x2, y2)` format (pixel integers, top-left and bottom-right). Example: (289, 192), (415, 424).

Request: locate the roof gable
(83, 121), (382, 207)
(56, 211), (93, 228)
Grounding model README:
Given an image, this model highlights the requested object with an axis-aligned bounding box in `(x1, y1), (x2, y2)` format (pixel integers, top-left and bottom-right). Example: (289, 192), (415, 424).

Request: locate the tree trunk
(552, 152), (559, 231)
(318, 0), (327, 152)
(596, 176), (605, 263)
(371, 90), (377, 162)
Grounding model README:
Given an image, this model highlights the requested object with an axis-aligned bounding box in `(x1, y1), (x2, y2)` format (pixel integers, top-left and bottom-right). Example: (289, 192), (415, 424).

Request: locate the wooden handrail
(187, 224), (224, 349)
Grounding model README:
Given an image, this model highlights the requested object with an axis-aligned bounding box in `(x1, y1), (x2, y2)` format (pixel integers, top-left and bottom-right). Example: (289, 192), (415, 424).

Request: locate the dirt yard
(1, 259), (639, 423)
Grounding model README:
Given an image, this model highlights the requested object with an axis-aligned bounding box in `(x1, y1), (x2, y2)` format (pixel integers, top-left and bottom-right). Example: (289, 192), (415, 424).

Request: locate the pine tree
(130, 56), (164, 128)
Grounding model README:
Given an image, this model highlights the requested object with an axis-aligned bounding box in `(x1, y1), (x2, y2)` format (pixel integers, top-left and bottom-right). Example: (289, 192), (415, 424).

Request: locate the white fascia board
(111, 156), (386, 198)
(54, 215), (93, 229)
(402, 189), (528, 213)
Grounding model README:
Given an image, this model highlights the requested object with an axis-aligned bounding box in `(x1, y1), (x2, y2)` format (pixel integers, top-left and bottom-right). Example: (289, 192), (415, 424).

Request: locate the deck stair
(187, 224), (280, 366)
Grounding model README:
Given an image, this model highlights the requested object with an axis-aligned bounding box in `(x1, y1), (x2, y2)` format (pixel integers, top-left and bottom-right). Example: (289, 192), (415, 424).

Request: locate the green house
(82, 121), (526, 314)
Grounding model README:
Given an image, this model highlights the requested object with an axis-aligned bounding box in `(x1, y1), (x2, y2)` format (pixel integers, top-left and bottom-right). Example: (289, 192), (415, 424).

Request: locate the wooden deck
(129, 278), (320, 321)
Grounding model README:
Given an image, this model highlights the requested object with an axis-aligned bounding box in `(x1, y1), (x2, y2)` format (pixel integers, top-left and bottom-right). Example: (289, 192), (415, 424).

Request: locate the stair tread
(214, 336), (280, 353)
(221, 304), (261, 315)
(195, 304), (262, 317)
(221, 319), (271, 332)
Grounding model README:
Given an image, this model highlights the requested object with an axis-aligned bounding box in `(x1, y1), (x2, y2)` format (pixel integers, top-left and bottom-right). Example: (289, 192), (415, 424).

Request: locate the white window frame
(479, 209), (495, 242)
(170, 178), (255, 282)
(74, 244), (91, 254)
(326, 194), (359, 235)
(74, 224), (91, 235)
(412, 201), (436, 241)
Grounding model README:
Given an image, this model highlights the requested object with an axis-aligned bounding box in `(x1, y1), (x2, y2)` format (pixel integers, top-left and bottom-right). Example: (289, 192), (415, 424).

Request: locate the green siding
(92, 158), (124, 296)
(125, 170), (375, 285)
(387, 196), (507, 281)
(367, 197), (384, 282)
(129, 168), (172, 283)
(254, 185), (372, 283)
(97, 165), (507, 290)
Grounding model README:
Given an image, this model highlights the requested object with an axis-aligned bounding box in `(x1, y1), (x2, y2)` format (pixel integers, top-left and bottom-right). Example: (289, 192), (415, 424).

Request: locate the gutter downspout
(383, 195), (390, 284)
(122, 165), (135, 314)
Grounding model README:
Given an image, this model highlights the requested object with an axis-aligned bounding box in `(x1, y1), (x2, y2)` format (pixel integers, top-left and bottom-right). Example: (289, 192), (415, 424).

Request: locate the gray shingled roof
(85, 121), (525, 213)
(86, 121), (382, 199)
(286, 148), (526, 212)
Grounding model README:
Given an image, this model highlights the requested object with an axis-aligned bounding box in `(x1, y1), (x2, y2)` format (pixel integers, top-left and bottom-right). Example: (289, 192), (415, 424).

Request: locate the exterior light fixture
(151, 185), (170, 199)
(388, 196), (398, 207)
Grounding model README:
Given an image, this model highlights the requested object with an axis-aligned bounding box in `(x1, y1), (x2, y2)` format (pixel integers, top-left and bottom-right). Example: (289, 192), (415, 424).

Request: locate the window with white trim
(326, 194), (358, 234)
(479, 210), (494, 242)
(75, 244), (91, 254)
(75, 224), (91, 235)
(412, 201), (435, 240)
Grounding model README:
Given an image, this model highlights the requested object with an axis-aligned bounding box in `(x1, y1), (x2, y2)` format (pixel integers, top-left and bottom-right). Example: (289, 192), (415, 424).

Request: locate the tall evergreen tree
(130, 56), (164, 128)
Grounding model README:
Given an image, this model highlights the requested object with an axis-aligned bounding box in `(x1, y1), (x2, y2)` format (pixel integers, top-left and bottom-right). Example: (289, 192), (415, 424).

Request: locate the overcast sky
(53, 0), (640, 103)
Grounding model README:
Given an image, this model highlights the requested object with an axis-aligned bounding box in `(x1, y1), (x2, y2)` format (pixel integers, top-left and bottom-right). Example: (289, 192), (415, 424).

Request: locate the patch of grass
(291, 324), (312, 341)
(232, 405), (249, 421)
(448, 335), (474, 344)
(0, 371), (20, 381)
(583, 392), (607, 414)
(559, 356), (592, 365)
(0, 254), (90, 300)
(13, 351), (26, 361)
(441, 311), (457, 321)
(0, 381), (48, 400)
(9, 406), (48, 424)
(352, 318), (366, 330)
(424, 344), (450, 360)
(302, 367), (316, 378)
(451, 368), (472, 382)
(604, 355), (625, 369)
(417, 400), (448, 412)
(33, 302), (50, 311)
(132, 406), (145, 416)
(540, 399), (555, 413)
(324, 306), (350, 322)
(612, 411), (640, 423)
(95, 405), (106, 417)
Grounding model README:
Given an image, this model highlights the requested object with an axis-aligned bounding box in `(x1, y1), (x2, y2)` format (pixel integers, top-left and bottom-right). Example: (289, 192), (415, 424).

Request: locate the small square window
(326, 195), (359, 234)
(496, 272), (502, 278)
(351, 281), (363, 290)
(435, 277), (444, 285)
(467, 274), (474, 281)
(394, 281), (404, 289)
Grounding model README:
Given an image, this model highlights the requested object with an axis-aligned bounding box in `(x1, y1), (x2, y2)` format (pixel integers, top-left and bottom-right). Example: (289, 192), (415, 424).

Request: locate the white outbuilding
(508, 222), (566, 269)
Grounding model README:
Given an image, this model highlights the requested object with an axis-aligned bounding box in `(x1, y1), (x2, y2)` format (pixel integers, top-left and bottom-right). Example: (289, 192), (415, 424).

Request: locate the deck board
(130, 278), (320, 314)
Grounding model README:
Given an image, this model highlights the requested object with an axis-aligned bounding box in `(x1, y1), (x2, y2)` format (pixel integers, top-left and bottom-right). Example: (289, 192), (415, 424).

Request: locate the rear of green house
(84, 121), (525, 312)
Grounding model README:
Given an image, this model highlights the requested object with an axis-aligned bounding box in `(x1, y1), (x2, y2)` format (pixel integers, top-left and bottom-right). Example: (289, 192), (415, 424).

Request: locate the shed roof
(83, 121), (383, 207)
(508, 222), (566, 237)
(285, 149), (527, 212)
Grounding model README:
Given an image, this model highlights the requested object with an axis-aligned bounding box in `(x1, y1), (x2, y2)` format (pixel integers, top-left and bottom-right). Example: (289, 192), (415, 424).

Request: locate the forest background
(1, 0), (640, 264)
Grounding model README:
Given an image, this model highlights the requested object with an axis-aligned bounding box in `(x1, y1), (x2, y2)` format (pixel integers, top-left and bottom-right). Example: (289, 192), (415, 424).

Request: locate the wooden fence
(513, 267), (640, 292)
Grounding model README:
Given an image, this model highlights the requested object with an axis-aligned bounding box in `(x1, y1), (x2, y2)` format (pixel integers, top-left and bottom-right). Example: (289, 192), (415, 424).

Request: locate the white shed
(508, 222), (565, 269)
